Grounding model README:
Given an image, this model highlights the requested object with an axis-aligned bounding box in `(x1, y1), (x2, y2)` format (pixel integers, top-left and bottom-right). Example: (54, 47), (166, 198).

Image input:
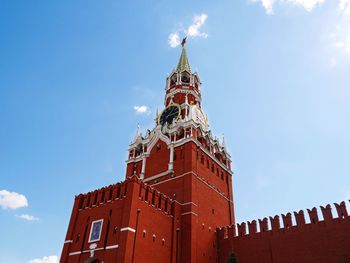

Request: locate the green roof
(176, 46), (191, 72)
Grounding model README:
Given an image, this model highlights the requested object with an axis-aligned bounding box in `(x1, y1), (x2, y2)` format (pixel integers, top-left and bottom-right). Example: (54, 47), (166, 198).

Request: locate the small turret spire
(177, 37), (191, 72)
(222, 134), (227, 150)
(134, 123), (140, 140)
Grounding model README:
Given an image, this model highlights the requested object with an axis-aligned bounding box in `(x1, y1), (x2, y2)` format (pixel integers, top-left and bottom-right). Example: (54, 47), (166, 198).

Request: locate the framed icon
(88, 219), (103, 243)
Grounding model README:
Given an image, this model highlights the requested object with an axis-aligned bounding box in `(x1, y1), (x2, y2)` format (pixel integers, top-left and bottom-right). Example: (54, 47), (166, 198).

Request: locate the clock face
(158, 105), (180, 126)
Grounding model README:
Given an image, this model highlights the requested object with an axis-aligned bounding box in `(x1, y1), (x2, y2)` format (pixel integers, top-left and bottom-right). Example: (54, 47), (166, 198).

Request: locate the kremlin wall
(217, 201), (350, 262)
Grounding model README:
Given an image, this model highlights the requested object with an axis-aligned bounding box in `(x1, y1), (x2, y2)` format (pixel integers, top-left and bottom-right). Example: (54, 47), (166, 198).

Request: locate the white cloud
(27, 255), (59, 263)
(0, 189), (28, 209)
(168, 13), (208, 48)
(260, 0), (275, 14)
(252, 0), (350, 16)
(332, 23), (350, 54)
(335, 41), (345, 48)
(186, 14), (208, 38)
(134, 105), (150, 115)
(252, 0), (325, 14)
(251, 0), (350, 61)
(340, 0), (350, 15)
(168, 32), (180, 48)
(290, 0), (325, 11)
(16, 214), (39, 221)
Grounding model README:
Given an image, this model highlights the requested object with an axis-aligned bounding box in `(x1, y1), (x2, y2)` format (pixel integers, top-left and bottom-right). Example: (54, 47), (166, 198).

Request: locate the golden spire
(177, 37), (191, 72)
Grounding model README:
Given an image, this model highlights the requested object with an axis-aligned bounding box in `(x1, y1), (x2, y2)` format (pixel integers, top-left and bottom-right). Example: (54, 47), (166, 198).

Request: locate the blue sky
(1, 0), (350, 262)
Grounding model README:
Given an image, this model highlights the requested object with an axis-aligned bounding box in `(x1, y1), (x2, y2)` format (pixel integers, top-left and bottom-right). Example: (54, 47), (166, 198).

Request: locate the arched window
(87, 194), (91, 207)
(84, 258), (100, 263)
(116, 185), (121, 198)
(170, 74), (177, 85)
(108, 188), (113, 200)
(177, 128), (184, 140)
(135, 144), (142, 157)
(151, 191), (156, 205)
(78, 198), (84, 210)
(100, 190), (105, 203)
(93, 192), (98, 205)
(181, 72), (190, 83)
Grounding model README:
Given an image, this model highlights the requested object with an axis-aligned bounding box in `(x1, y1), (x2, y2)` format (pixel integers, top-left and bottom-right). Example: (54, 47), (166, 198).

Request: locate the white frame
(88, 219), (104, 243)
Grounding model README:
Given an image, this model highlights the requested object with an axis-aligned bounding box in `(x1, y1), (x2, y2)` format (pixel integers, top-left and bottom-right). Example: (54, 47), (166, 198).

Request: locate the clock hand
(168, 112), (178, 118)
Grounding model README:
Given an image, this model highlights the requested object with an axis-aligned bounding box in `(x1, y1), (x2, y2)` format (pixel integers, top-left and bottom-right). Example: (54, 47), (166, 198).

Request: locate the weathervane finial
(181, 37), (187, 47)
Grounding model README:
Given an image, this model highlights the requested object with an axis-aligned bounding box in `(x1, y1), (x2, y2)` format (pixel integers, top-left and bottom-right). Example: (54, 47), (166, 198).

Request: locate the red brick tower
(125, 38), (235, 261)
(60, 39), (234, 263)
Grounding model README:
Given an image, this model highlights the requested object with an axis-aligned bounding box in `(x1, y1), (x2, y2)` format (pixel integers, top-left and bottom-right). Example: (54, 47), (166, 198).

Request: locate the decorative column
(168, 144), (174, 171)
(167, 75), (170, 89)
(184, 94), (189, 121)
(140, 156), (146, 180)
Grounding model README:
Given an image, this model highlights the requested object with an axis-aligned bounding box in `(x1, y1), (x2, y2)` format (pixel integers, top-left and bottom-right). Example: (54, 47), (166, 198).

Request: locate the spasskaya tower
(60, 39), (235, 263)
